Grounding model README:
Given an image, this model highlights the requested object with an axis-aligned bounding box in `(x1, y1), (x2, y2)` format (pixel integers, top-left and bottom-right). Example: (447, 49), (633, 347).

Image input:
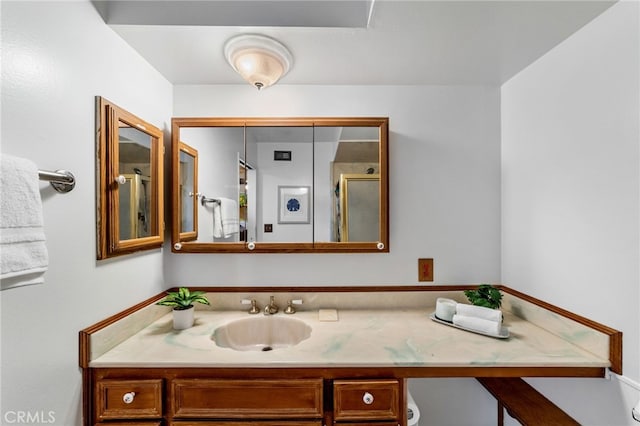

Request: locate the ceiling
(93, 0), (616, 86)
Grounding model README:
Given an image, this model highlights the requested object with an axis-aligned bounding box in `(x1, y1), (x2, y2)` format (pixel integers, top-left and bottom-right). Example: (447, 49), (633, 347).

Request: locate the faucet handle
(241, 299), (260, 314)
(284, 299), (303, 314)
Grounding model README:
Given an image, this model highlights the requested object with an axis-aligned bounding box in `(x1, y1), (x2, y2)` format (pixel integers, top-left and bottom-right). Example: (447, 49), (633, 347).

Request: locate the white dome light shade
(224, 34), (293, 90)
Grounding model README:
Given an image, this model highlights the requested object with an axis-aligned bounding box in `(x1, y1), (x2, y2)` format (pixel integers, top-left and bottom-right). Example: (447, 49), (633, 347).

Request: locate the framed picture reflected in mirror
(278, 186), (310, 224)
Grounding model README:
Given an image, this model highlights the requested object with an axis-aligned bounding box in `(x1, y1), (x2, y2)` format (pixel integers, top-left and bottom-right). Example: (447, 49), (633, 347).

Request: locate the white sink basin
(212, 316), (312, 351)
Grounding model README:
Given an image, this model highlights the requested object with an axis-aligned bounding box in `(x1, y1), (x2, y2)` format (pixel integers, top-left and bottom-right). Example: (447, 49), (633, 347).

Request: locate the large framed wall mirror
(96, 97), (164, 259)
(171, 117), (388, 253)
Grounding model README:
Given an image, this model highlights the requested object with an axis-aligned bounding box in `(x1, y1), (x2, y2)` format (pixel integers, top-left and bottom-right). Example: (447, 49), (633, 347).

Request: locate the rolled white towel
(435, 298), (457, 322)
(452, 314), (501, 336)
(456, 303), (502, 322)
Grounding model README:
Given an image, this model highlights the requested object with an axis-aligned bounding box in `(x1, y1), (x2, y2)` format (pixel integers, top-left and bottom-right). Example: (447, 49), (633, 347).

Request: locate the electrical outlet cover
(418, 258), (434, 282)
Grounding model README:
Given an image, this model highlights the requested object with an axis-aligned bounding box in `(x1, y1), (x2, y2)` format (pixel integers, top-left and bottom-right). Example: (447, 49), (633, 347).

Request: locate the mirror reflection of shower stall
(338, 173), (380, 242)
(330, 127), (380, 242)
(118, 173), (151, 240)
(117, 125), (154, 241)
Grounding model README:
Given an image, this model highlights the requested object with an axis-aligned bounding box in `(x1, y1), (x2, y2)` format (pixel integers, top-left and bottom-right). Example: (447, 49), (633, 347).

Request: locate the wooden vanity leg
(400, 378), (407, 426)
(497, 401), (504, 426)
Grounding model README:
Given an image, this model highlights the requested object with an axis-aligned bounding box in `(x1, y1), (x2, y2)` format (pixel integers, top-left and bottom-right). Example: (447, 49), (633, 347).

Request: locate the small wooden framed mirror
(96, 97), (164, 259)
(178, 142), (198, 242)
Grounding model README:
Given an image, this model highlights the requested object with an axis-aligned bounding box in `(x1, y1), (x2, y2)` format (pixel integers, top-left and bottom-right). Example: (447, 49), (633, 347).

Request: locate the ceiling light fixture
(224, 34), (293, 90)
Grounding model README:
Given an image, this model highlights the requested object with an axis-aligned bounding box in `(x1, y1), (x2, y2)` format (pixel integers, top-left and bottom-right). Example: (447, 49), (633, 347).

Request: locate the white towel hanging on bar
(0, 154), (49, 290)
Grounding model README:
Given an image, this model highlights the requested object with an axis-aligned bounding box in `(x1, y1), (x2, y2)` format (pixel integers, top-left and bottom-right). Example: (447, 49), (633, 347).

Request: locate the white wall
(0, 2), (172, 425)
(7, 1), (634, 425)
(169, 84), (502, 425)
(169, 85), (502, 287)
(256, 141), (314, 242)
(501, 2), (640, 425)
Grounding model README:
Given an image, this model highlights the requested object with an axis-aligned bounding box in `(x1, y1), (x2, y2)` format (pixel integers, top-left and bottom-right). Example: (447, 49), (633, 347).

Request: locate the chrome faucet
(263, 296), (279, 315)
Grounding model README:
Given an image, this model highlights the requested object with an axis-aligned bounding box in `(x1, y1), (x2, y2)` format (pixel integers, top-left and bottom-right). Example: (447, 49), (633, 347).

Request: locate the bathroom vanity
(80, 285), (621, 426)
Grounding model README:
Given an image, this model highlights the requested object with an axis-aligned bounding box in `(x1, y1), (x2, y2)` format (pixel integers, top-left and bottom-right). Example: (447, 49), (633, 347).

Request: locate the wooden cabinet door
(171, 378), (323, 419)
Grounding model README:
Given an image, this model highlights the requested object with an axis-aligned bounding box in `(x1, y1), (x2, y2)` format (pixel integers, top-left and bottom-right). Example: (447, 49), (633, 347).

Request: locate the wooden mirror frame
(178, 141), (198, 242)
(171, 117), (389, 253)
(96, 97), (164, 259)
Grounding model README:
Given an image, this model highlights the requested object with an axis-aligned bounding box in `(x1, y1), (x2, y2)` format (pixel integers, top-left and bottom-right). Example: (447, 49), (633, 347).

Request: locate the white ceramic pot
(172, 306), (194, 330)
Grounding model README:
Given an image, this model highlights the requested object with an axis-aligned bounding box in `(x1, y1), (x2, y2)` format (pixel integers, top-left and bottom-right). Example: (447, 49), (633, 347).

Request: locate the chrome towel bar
(200, 196), (221, 206)
(38, 169), (75, 193)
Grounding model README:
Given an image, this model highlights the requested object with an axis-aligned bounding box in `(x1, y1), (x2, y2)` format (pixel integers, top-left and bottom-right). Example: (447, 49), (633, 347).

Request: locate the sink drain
(261, 346), (273, 352)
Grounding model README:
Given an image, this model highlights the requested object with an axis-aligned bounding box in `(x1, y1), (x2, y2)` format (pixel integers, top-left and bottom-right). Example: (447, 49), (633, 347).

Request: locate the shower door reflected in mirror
(313, 126), (380, 243)
(117, 126), (153, 240)
(339, 174), (380, 242)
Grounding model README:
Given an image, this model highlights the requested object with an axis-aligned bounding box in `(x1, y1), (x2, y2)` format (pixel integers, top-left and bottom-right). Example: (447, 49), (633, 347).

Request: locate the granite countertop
(89, 307), (610, 368)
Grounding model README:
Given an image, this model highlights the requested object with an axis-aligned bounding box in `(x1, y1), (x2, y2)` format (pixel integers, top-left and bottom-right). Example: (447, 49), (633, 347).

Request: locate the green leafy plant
(464, 284), (503, 309)
(156, 287), (210, 310)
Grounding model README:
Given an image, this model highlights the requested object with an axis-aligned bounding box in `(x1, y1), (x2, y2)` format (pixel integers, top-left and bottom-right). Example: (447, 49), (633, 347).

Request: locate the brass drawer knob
(362, 392), (374, 405)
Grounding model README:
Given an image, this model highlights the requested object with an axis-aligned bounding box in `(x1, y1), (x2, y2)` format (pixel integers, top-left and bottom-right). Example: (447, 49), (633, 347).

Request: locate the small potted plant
(464, 284), (503, 310)
(156, 287), (210, 330)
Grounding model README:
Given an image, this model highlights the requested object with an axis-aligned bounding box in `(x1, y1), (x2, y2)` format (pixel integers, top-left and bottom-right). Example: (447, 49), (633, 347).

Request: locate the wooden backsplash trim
(164, 284), (478, 293)
(79, 285), (621, 374)
(79, 291), (167, 368)
(498, 285), (622, 374)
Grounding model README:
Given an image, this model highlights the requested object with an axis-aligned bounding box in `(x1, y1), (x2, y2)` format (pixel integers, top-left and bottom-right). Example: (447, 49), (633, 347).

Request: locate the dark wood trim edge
(80, 290), (167, 335)
(93, 366), (606, 379)
(499, 285), (623, 374)
(166, 285), (479, 293)
(79, 290), (168, 367)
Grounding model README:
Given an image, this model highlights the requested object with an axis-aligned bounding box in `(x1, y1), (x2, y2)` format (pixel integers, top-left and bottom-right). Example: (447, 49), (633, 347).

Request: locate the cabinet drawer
(335, 424), (397, 426)
(96, 379), (163, 420)
(96, 423), (162, 426)
(168, 422), (322, 426)
(171, 378), (323, 419)
(333, 379), (399, 421)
